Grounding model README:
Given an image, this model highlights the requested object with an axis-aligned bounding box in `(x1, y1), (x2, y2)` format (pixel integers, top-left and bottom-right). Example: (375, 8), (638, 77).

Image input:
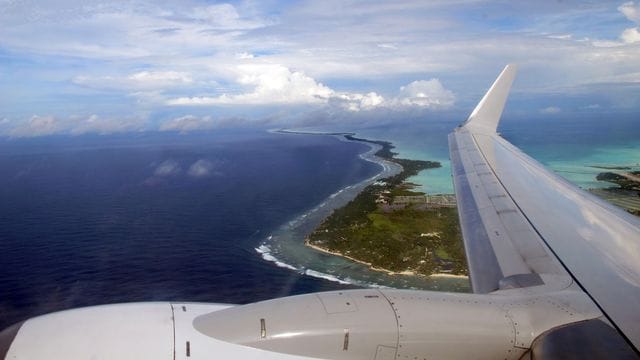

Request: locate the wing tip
(464, 64), (518, 133)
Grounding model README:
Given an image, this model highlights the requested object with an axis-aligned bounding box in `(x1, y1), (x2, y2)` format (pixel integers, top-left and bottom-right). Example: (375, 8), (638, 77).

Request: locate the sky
(0, 0), (639, 136)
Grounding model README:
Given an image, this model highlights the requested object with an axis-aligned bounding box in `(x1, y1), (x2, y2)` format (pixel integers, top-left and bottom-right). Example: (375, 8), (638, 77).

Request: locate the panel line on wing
(470, 132), (566, 277)
(449, 132), (503, 293)
(450, 128), (569, 294)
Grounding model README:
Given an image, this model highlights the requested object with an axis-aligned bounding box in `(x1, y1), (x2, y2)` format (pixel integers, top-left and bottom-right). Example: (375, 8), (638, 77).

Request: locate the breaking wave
(303, 269), (352, 285)
(255, 244), (299, 271)
(252, 134), (442, 290)
(255, 239), (395, 288)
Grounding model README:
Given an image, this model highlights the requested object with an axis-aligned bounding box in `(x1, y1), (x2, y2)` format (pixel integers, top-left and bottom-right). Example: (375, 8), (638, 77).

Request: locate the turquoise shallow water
(350, 114), (640, 193)
(351, 119), (456, 194)
(538, 146), (640, 189)
(501, 115), (640, 190)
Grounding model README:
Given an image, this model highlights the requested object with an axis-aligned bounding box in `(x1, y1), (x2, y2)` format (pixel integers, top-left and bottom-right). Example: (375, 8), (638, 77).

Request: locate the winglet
(464, 64), (517, 134)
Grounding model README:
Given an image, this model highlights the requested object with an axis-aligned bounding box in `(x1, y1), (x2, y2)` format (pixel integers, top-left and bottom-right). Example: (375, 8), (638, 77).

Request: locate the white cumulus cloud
(167, 64), (455, 111)
(167, 64), (334, 106)
(332, 92), (385, 112)
(395, 79), (455, 108)
(621, 27), (640, 43)
(618, 2), (640, 44)
(619, 2), (640, 22)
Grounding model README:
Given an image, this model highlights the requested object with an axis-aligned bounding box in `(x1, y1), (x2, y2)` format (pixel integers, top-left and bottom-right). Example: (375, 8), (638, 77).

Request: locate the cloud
(9, 115), (61, 137)
(619, 2), (640, 22)
(236, 52), (255, 59)
(589, 3), (640, 46)
(395, 79), (455, 108)
(329, 80), (455, 111)
(621, 27), (640, 43)
(167, 64), (454, 111)
(159, 115), (216, 133)
(167, 64), (334, 105)
(128, 71), (192, 85)
(154, 160), (181, 176)
(547, 34), (572, 40)
(1, 0), (640, 124)
(0, 2), (273, 61)
(73, 70), (193, 91)
(189, 4), (270, 30)
(591, 39), (625, 48)
(4, 114), (147, 137)
(331, 92), (385, 112)
(377, 43), (398, 49)
(617, 2), (640, 44)
(70, 114), (147, 135)
(540, 106), (561, 114)
(187, 159), (214, 178)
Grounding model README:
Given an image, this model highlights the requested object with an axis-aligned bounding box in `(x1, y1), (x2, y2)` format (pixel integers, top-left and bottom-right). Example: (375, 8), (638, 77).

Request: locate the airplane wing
(449, 64), (640, 349)
(3, 65), (640, 360)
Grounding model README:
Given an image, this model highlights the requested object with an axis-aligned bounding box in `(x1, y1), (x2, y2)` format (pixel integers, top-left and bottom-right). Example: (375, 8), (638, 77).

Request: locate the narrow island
(306, 135), (468, 277)
(590, 170), (640, 216)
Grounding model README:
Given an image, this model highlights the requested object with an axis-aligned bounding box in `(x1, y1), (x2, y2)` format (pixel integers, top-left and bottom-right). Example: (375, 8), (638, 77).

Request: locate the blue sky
(0, 0), (639, 136)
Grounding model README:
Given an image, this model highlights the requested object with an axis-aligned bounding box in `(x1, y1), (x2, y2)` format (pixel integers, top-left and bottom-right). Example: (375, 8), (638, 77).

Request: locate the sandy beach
(305, 240), (468, 279)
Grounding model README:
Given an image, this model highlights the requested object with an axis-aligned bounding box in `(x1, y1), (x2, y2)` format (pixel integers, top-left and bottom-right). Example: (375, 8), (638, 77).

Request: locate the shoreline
(302, 131), (466, 279)
(276, 128), (403, 181)
(253, 130), (406, 287)
(256, 129), (470, 291)
(272, 129), (356, 136)
(305, 240), (468, 279)
(276, 128), (403, 182)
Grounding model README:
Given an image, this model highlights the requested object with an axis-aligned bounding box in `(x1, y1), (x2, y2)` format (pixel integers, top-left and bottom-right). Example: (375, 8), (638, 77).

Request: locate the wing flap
(449, 129), (565, 294)
(449, 134), (503, 293)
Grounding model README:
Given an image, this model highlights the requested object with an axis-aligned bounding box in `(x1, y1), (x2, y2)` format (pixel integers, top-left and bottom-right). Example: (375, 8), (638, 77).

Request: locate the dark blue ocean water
(0, 130), (380, 328)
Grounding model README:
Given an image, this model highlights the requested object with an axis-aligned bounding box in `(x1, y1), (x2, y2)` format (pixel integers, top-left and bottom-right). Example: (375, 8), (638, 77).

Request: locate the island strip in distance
(306, 135), (469, 278)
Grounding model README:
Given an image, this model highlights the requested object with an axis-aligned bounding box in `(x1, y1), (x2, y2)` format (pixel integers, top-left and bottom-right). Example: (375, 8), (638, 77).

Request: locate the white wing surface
(449, 64), (640, 349)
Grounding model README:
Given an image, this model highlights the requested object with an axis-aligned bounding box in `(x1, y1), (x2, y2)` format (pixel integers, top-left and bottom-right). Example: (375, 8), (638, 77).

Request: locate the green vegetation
(591, 171), (640, 217)
(307, 135), (468, 276)
(596, 171), (640, 191)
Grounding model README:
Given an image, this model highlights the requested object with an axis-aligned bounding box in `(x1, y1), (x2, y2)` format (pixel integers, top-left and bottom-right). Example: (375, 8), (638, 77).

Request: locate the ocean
(1, 114), (638, 329)
(0, 130), (379, 328)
